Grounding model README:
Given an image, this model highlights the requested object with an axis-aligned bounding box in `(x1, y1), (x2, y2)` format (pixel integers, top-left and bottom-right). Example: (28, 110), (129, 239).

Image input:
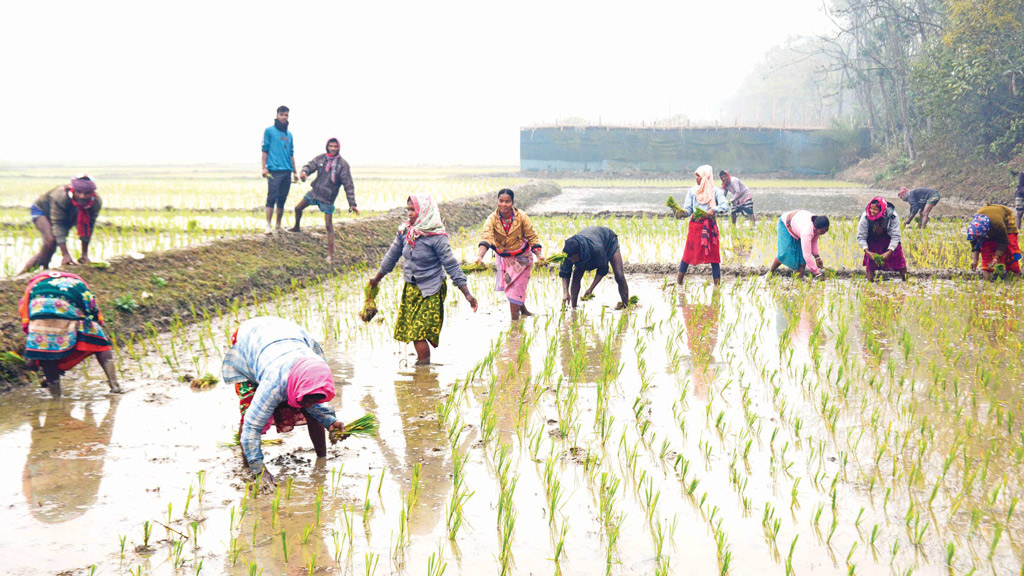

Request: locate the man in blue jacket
(261, 106), (297, 234)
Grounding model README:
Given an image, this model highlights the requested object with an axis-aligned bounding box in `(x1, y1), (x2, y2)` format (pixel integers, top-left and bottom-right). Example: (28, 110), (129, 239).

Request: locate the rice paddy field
(1, 258), (1023, 575)
(0, 168), (1019, 576)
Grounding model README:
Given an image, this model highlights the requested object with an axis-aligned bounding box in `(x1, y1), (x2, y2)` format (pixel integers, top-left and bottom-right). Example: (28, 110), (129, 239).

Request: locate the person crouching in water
(19, 271), (121, 396)
(473, 188), (543, 320)
(292, 138), (358, 264)
(857, 197), (908, 282)
(18, 175), (102, 275)
(967, 204), (1022, 281)
(678, 165), (730, 286)
(559, 226), (630, 309)
(222, 317), (347, 489)
(768, 210), (830, 280)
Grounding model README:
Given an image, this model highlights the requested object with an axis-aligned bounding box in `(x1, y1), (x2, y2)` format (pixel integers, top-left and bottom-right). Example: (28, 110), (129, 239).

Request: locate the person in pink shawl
(473, 188), (543, 320)
(857, 197), (908, 281)
(768, 210), (831, 279)
(221, 316), (346, 488)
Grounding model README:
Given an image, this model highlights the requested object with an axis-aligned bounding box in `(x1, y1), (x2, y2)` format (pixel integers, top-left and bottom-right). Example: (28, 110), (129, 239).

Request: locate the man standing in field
(292, 138), (358, 264)
(720, 170), (754, 225)
(261, 106), (297, 234)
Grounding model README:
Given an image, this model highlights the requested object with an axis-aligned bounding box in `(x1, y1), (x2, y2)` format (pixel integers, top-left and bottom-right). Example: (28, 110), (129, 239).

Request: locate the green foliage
(112, 295), (140, 313)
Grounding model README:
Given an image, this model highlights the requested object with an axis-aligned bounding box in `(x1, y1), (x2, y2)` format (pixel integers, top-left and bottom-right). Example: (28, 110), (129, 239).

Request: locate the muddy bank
(839, 152), (1024, 204)
(0, 180), (561, 388)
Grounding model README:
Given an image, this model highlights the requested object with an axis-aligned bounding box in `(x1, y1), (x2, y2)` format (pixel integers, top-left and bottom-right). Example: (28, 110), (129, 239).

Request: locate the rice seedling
(330, 414), (380, 443)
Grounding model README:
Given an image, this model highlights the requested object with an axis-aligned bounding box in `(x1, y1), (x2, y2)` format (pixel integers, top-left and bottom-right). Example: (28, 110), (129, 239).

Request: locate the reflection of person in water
(492, 324), (534, 442)
(558, 310), (628, 384)
(774, 291), (823, 359)
(859, 290), (905, 360)
(22, 396), (120, 523)
(680, 290), (721, 400)
(383, 369), (452, 537)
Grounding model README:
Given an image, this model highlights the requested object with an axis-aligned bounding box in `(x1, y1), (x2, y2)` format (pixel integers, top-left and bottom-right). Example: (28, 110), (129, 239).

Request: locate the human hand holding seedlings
(368, 273), (382, 288)
(262, 167), (270, 178)
(260, 468), (277, 491)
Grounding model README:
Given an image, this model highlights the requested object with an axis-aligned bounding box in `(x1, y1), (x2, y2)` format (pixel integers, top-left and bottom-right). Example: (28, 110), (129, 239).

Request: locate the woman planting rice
(857, 197), (908, 282)
(677, 165), (730, 286)
(369, 195), (478, 365)
(473, 188), (543, 320)
(222, 316), (347, 489)
(967, 203), (1022, 281)
(19, 271), (121, 397)
(559, 226), (630, 309)
(768, 210), (830, 279)
(17, 175), (103, 275)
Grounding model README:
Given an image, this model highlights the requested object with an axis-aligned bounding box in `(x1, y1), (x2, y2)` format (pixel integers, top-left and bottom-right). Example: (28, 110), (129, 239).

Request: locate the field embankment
(0, 180), (562, 388)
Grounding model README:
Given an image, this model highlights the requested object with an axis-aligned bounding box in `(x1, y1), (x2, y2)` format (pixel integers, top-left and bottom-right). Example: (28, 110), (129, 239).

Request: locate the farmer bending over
(968, 204), (1022, 281)
(18, 175), (102, 276)
(560, 226), (630, 309)
(222, 316), (347, 490)
(898, 186), (940, 228)
(768, 210), (830, 280)
(291, 138), (358, 264)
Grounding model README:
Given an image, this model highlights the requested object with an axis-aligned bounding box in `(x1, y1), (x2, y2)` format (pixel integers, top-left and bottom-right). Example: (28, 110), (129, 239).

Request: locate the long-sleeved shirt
(782, 210), (823, 276)
(221, 317), (337, 473)
(301, 153), (356, 208)
(559, 226), (619, 278)
(378, 233), (467, 297)
(973, 204), (1016, 255)
(680, 186), (730, 217)
(856, 205), (902, 252)
(32, 186), (102, 243)
(904, 187), (938, 216)
(478, 208), (542, 254)
(722, 177), (752, 206)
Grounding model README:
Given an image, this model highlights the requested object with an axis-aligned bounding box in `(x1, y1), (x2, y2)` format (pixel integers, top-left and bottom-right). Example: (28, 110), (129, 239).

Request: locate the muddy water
(532, 186), (975, 218)
(1, 268), (1021, 575)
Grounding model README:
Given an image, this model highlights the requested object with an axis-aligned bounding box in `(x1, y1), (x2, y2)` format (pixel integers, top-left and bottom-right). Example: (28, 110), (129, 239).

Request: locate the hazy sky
(1, 0), (833, 166)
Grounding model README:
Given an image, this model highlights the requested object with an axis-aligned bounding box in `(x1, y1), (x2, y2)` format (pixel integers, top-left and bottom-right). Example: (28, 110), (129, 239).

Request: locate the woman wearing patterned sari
(370, 195), (478, 365)
(19, 271), (120, 397)
(473, 188), (543, 320)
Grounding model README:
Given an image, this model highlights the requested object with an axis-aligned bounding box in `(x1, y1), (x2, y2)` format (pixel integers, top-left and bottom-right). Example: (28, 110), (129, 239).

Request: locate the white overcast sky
(0, 0), (833, 166)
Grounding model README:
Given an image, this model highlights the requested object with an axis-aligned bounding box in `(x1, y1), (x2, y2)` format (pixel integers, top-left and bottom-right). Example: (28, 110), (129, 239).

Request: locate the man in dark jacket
(291, 138), (357, 263)
(18, 175), (102, 275)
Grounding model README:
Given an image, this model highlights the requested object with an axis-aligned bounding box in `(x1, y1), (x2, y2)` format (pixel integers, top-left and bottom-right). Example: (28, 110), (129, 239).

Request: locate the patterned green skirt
(394, 280), (447, 347)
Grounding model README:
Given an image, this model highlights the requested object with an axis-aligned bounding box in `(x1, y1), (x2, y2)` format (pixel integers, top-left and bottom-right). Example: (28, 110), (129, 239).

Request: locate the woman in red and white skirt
(677, 165), (731, 286)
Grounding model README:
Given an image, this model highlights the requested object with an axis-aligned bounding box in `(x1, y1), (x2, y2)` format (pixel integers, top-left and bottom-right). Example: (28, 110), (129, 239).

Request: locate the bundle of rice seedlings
(615, 295), (640, 310)
(359, 283), (379, 322)
(871, 253), (887, 267)
(89, 261), (110, 269)
(190, 373), (219, 389)
(581, 293), (596, 301)
(693, 207), (709, 219)
(461, 261), (489, 273)
(218, 432), (283, 447)
(330, 414), (379, 444)
(666, 196), (685, 219)
(544, 253), (567, 264)
(993, 263), (1007, 276)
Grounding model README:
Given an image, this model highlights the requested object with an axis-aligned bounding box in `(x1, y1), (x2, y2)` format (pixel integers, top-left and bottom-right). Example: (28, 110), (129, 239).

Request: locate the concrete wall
(520, 126), (871, 175)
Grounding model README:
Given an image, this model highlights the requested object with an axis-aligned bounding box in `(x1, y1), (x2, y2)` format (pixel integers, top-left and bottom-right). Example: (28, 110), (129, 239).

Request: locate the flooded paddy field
(2, 261), (1022, 575)
(531, 184), (974, 219)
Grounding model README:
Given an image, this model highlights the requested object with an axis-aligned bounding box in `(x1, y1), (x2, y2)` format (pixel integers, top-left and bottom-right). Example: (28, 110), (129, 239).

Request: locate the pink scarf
(286, 357), (335, 408)
(403, 194), (448, 247)
(694, 165), (716, 207)
(865, 197), (887, 221)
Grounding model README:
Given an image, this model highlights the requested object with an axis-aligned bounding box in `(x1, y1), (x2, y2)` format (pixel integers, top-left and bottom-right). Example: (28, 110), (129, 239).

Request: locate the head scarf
(561, 235), (592, 264)
(966, 213), (991, 244)
(865, 197), (887, 221)
(403, 194), (448, 247)
(69, 175), (97, 240)
(694, 165), (716, 207)
(286, 357), (335, 408)
(898, 187), (909, 199)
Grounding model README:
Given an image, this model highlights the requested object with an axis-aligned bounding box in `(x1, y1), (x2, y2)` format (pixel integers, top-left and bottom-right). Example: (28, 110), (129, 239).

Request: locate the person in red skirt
(677, 165), (730, 286)
(856, 197), (908, 281)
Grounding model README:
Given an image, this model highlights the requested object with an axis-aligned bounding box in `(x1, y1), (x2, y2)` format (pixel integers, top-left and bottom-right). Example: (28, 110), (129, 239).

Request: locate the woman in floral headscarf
(677, 165), (730, 286)
(856, 197), (908, 281)
(19, 271), (120, 396)
(968, 204), (1022, 281)
(370, 195), (478, 365)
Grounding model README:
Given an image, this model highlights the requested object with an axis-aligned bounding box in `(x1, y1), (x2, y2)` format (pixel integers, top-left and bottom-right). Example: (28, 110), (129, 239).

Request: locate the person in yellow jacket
(473, 189), (543, 320)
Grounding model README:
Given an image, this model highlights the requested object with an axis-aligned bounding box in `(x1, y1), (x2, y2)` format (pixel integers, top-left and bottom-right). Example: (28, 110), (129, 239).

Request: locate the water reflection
(22, 395), (121, 523)
(493, 324), (534, 443)
(388, 369), (452, 537)
(680, 290), (721, 400)
(559, 310), (628, 384)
